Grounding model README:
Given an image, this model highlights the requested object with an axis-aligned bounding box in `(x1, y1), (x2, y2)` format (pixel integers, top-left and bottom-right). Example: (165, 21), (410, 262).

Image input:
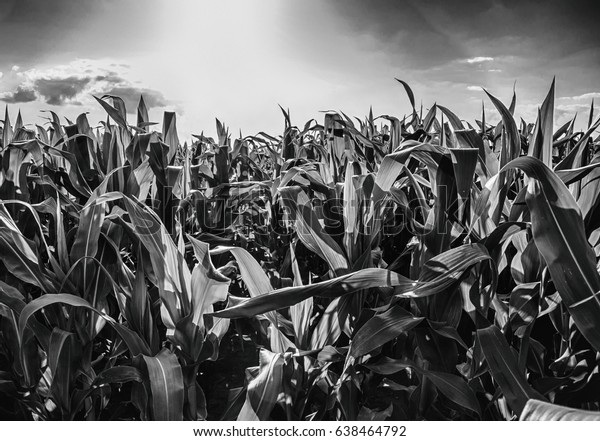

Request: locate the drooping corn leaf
(395, 78), (416, 110)
(477, 325), (546, 415)
(503, 156), (600, 351)
(349, 304), (423, 358)
(93, 366), (144, 387)
(279, 186), (348, 276)
(213, 242), (494, 320)
(94, 95), (129, 132)
(365, 357), (480, 415)
(520, 399), (600, 421)
(211, 268), (415, 319)
(209, 244), (296, 352)
(18, 293), (151, 356)
(438, 105), (465, 130)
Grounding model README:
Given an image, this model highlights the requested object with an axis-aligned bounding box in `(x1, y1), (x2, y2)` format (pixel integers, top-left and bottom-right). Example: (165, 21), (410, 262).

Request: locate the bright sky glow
(0, 0), (598, 140)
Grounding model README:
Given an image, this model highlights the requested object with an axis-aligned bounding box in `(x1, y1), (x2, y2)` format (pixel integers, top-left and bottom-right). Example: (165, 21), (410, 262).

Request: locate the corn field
(1, 80), (600, 421)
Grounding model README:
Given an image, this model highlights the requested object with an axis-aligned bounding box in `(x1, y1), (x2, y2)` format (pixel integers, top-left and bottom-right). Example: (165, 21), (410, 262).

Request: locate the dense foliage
(1, 80), (600, 421)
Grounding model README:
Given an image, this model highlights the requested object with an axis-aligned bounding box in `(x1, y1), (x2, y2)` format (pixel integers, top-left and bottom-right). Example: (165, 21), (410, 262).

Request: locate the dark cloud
(33, 76), (91, 105)
(324, 0), (600, 66)
(0, 63), (169, 110)
(103, 86), (167, 113)
(0, 84), (37, 103)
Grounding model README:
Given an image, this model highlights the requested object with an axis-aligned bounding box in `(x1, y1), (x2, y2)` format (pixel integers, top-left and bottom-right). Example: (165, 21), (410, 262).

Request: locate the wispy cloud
(559, 92), (600, 101)
(0, 59), (167, 112)
(464, 56), (494, 64)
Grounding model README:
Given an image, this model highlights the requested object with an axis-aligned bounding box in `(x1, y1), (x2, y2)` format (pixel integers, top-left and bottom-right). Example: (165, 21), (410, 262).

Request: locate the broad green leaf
(122, 195), (188, 332)
(94, 95), (129, 132)
(555, 117), (600, 171)
(213, 244), (493, 319)
(477, 325), (546, 415)
(520, 399), (600, 421)
(237, 349), (285, 421)
(422, 370), (480, 416)
(448, 147), (478, 202)
(365, 357), (480, 415)
(528, 79), (554, 167)
(137, 95), (150, 129)
(357, 403), (393, 421)
(162, 111), (180, 162)
(279, 186), (348, 276)
(188, 238), (230, 329)
(3, 105), (13, 147)
(0, 225), (54, 291)
(484, 89), (520, 168)
(289, 243), (312, 348)
(48, 328), (80, 416)
(141, 349), (184, 421)
(503, 157), (600, 351)
(438, 105), (465, 130)
(349, 305), (423, 358)
(93, 366), (143, 387)
(211, 268), (415, 319)
(209, 244), (295, 352)
(18, 293), (151, 356)
(555, 162), (600, 186)
(70, 168), (122, 298)
(395, 78), (416, 110)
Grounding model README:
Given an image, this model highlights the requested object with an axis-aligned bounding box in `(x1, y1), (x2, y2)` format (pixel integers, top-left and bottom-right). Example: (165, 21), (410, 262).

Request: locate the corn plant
(1, 79), (600, 421)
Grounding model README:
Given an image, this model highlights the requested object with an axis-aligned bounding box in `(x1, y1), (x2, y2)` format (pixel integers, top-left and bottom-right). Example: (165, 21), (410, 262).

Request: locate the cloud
(0, 59), (168, 111)
(102, 85), (166, 111)
(560, 92), (600, 101)
(0, 84), (37, 103)
(465, 57), (494, 64)
(33, 76), (91, 105)
(555, 103), (595, 123)
(466, 85), (482, 91)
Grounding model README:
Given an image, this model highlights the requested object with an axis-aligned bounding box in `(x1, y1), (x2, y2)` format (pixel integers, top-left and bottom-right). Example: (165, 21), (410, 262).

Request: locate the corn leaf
(237, 349), (285, 421)
(365, 357), (480, 415)
(478, 325), (546, 415)
(528, 79), (554, 167)
(520, 399), (600, 421)
(140, 349), (184, 420)
(349, 305), (423, 358)
(18, 293), (151, 356)
(211, 268), (415, 319)
(503, 157), (600, 351)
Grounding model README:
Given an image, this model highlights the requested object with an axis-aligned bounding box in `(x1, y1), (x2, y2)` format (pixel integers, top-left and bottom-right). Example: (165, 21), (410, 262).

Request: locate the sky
(0, 0), (599, 141)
